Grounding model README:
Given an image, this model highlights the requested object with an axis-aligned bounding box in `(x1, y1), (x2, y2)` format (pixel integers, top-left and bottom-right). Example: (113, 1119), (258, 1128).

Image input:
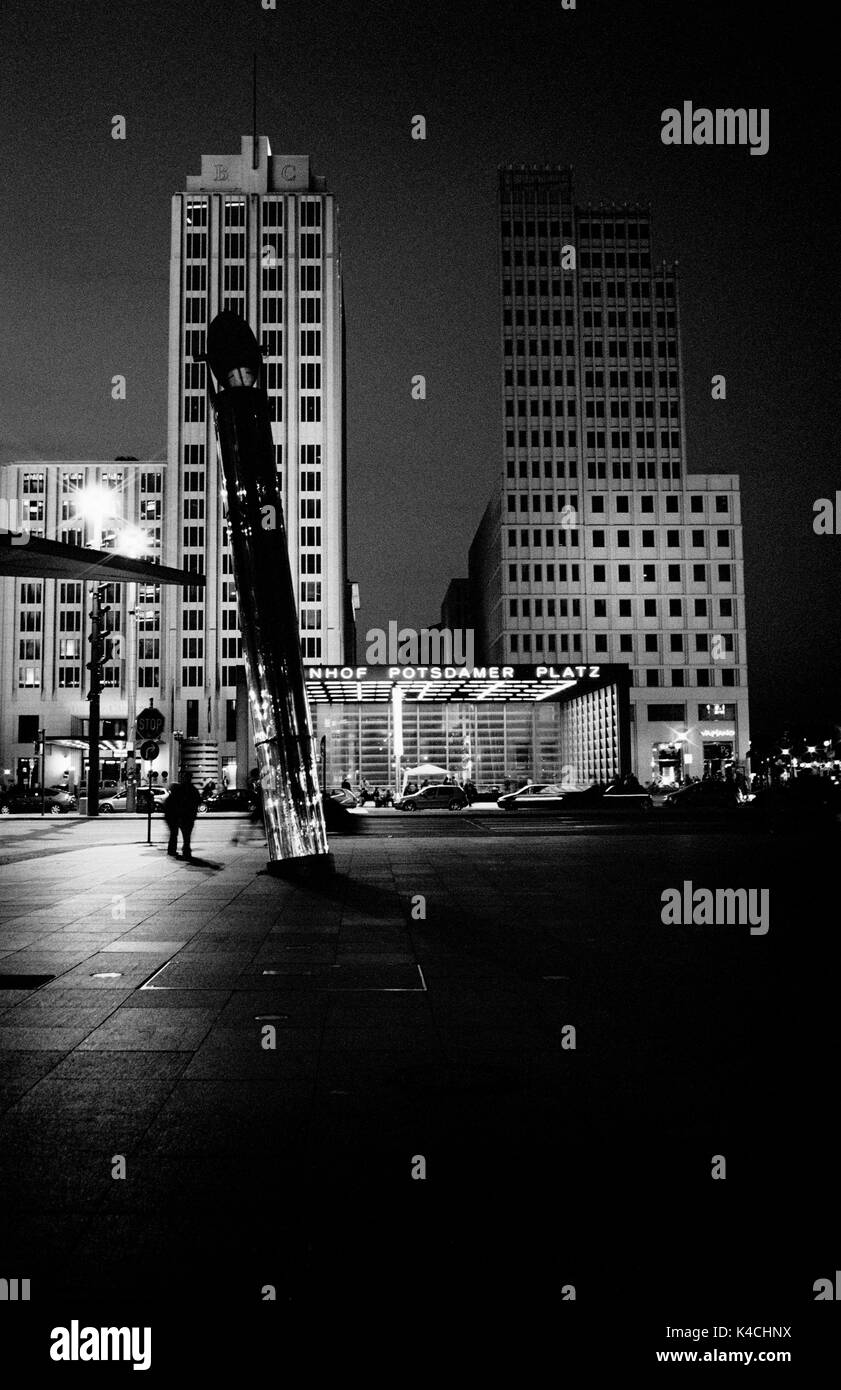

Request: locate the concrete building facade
(0, 135), (354, 791)
(467, 165), (749, 784)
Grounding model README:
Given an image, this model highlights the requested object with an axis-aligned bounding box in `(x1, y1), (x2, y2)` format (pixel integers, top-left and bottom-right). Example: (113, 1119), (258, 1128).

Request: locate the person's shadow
(181, 855), (223, 870)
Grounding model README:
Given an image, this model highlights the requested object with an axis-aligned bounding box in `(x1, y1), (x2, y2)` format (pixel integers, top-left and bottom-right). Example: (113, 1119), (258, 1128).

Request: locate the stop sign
(136, 707), (165, 740)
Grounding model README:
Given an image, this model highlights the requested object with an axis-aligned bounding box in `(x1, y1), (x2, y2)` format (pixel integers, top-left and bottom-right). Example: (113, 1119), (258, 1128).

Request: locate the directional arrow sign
(136, 707), (165, 740)
(139, 740), (160, 762)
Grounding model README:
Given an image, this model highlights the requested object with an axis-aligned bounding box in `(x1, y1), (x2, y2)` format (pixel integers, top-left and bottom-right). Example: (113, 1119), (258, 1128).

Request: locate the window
(719, 599), (733, 617)
(643, 599), (657, 617)
(594, 635), (608, 652)
(718, 565), (732, 582)
(642, 565), (655, 582)
(693, 564), (706, 582)
(619, 599), (631, 617)
(617, 530), (630, 547)
(594, 600), (607, 617)
(694, 599), (708, 617)
(666, 496), (679, 513)
(668, 599), (682, 616)
(644, 635), (658, 652)
(698, 702), (736, 720)
(642, 530), (654, 547)
(690, 496), (704, 513)
(592, 530), (605, 546)
(620, 635), (633, 652)
(666, 530), (679, 547)
(646, 671), (659, 687)
(592, 565), (606, 582)
(696, 635), (709, 652)
(715, 496), (729, 513)
(647, 704), (686, 721)
(618, 564), (631, 582)
(716, 529), (730, 547)
(670, 634), (684, 652)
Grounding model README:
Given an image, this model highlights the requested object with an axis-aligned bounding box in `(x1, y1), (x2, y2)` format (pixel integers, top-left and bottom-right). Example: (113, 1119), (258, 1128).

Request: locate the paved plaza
(0, 813), (835, 1364)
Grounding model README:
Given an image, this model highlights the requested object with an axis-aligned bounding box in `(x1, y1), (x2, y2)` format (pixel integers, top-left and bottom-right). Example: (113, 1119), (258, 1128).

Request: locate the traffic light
(33, 730), (43, 756)
(86, 588), (113, 698)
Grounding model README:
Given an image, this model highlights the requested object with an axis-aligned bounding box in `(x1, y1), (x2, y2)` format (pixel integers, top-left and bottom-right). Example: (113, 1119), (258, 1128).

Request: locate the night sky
(1, 0), (837, 739)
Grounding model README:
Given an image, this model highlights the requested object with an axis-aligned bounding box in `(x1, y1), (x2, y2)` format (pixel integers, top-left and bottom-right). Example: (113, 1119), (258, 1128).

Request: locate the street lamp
(73, 484), (150, 815)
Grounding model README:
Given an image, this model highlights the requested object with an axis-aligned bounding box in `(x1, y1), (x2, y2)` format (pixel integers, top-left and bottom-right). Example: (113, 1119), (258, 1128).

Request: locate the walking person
(163, 771), (202, 861)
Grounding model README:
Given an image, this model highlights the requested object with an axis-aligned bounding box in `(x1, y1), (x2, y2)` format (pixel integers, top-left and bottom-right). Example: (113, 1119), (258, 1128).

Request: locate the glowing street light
(117, 525), (151, 559)
(73, 484), (121, 541)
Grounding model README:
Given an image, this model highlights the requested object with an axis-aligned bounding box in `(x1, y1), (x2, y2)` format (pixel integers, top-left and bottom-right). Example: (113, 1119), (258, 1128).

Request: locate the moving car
(498, 782), (653, 813)
(658, 781), (742, 812)
(394, 783), (469, 812)
(0, 785), (77, 815)
(196, 788), (255, 814)
(327, 787), (358, 809)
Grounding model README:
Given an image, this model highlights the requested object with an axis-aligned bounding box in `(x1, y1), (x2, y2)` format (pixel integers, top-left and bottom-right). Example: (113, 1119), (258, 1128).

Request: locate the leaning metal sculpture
(206, 311), (329, 866)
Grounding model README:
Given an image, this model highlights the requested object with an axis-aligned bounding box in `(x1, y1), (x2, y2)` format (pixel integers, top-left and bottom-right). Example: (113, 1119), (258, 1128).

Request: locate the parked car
(394, 783), (469, 812)
(0, 785), (77, 815)
(498, 782), (653, 813)
(196, 788), (255, 814)
(98, 786), (167, 814)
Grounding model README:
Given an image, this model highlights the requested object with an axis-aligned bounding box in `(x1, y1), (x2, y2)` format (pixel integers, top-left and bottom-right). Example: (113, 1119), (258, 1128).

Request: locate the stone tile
(120, 989), (231, 1012)
(0, 998), (124, 1029)
(0, 1025), (98, 1050)
(77, 1008), (218, 1051)
(216, 991), (329, 1025)
(48, 1051), (192, 1082)
(99, 940), (188, 953)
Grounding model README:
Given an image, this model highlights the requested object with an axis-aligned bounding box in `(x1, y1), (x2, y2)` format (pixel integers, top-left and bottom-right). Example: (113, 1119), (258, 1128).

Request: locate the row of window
(506, 562), (736, 585)
(509, 596), (735, 620)
(501, 221), (651, 240)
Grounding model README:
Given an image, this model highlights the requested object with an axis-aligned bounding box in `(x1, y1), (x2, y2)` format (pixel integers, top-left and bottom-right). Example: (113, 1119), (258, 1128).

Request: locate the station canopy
(0, 534), (202, 587)
(304, 663), (630, 704)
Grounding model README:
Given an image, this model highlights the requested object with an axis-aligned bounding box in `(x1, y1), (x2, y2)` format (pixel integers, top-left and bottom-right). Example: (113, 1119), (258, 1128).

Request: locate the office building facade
(468, 165), (749, 783)
(0, 135), (354, 789)
(0, 460), (165, 788)
(166, 135), (353, 780)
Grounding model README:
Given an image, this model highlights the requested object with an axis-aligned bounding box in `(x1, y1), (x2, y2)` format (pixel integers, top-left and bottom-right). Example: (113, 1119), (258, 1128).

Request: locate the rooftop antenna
(252, 53), (259, 169)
